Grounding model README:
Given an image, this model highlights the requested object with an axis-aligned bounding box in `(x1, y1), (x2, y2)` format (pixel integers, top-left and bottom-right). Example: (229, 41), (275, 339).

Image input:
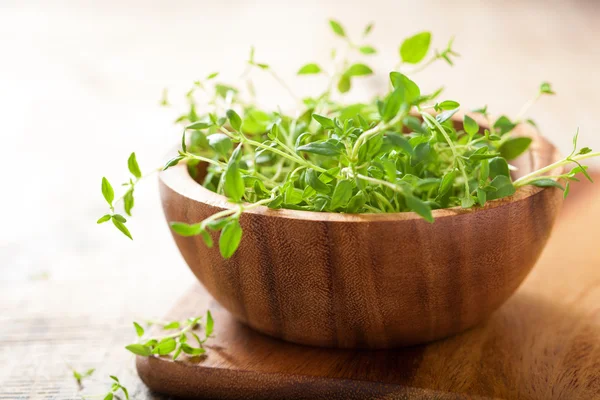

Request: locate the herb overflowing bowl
(99, 21), (598, 348)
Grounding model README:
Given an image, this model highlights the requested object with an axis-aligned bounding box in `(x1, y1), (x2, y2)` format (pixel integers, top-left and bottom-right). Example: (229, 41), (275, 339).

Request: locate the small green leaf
(155, 338), (177, 355)
(163, 155), (184, 170)
(101, 177), (114, 207)
(163, 321), (180, 330)
(206, 72), (219, 80)
(97, 214), (111, 224)
(487, 175), (516, 200)
(539, 82), (555, 95)
(346, 191), (366, 213)
(385, 132), (413, 155)
(170, 222), (203, 237)
(133, 322), (144, 337)
(345, 63), (373, 77)
(123, 189), (134, 216)
(577, 147), (592, 155)
(499, 137), (532, 160)
(297, 63), (322, 75)
(226, 109), (242, 131)
(330, 180), (353, 210)
(436, 100), (460, 110)
(329, 19), (346, 37)
(463, 115), (479, 136)
(529, 178), (564, 190)
(127, 153), (142, 179)
(125, 344), (152, 356)
(219, 219), (243, 259)
(436, 108), (458, 124)
(172, 345), (182, 360)
(111, 214), (127, 223)
(200, 230), (213, 248)
(389, 72), (420, 104)
(104, 393), (114, 400)
(437, 170), (457, 199)
(208, 133), (233, 157)
(312, 114), (335, 129)
(224, 162), (245, 202)
(564, 182), (571, 199)
(400, 32), (431, 64)
(381, 87), (405, 122)
(493, 115), (516, 135)
(186, 121), (213, 130)
(477, 187), (487, 206)
(337, 75), (351, 93)
(181, 343), (206, 356)
(205, 310), (214, 338)
(359, 46), (376, 55)
(489, 157), (510, 178)
(112, 219), (132, 240)
(297, 141), (341, 156)
(405, 195), (433, 223)
(306, 169), (331, 194)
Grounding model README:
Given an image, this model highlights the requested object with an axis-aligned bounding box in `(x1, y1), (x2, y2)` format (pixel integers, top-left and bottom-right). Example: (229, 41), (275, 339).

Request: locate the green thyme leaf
(224, 162), (245, 202)
(329, 19), (346, 37)
(359, 46), (376, 55)
(226, 109), (242, 131)
(127, 152), (142, 179)
(219, 219), (243, 259)
(133, 322), (144, 337)
(170, 222), (203, 237)
(101, 177), (114, 207)
(123, 189), (134, 216)
(539, 82), (555, 95)
(112, 218), (132, 240)
(125, 344), (152, 356)
(463, 115), (479, 136)
(205, 310), (214, 338)
(499, 137), (532, 160)
(400, 31), (431, 64)
(345, 63), (373, 77)
(529, 178), (564, 190)
(297, 63), (322, 75)
(97, 214), (111, 224)
(330, 180), (353, 210)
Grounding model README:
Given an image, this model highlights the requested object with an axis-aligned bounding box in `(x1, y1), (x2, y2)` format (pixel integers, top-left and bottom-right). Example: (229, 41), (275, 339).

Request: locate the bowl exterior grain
(159, 127), (563, 349)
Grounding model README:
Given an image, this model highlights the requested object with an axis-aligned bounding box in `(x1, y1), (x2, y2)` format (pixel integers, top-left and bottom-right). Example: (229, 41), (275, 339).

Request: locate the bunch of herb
(125, 310), (214, 360)
(98, 20), (599, 259)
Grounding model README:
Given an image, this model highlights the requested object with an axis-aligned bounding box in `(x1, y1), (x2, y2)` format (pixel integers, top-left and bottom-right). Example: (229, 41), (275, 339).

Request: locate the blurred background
(1, 0), (599, 397)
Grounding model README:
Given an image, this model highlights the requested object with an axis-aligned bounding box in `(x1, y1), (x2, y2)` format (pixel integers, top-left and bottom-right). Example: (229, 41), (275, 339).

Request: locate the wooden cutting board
(136, 180), (600, 400)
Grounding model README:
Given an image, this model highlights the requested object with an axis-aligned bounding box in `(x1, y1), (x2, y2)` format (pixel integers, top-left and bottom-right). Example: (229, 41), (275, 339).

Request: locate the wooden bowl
(159, 121), (564, 349)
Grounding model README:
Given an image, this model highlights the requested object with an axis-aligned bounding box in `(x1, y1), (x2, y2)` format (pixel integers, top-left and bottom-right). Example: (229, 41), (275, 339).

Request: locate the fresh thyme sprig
(80, 375), (129, 400)
(98, 19), (600, 259)
(125, 310), (214, 360)
(71, 367), (95, 387)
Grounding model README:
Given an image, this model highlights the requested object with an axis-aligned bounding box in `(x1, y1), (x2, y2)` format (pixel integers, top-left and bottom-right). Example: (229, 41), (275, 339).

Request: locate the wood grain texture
(158, 121), (564, 349)
(139, 179), (600, 399)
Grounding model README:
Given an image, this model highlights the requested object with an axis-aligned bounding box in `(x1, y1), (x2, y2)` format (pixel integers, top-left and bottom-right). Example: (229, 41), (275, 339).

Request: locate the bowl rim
(159, 118), (564, 223)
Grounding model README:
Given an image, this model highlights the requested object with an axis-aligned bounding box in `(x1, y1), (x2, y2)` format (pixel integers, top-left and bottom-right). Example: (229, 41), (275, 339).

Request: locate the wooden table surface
(2, 1), (600, 399)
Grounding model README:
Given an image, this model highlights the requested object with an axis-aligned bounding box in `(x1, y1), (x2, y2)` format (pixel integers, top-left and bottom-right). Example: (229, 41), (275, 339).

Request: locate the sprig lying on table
(125, 311), (214, 360)
(98, 19), (599, 259)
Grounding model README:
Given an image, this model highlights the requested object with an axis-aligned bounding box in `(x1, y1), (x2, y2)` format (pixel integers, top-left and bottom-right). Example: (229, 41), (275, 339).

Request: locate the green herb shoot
(125, 310), (213, 360)
(98, 20), (599, 259)
(71, 367), (95, 387)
